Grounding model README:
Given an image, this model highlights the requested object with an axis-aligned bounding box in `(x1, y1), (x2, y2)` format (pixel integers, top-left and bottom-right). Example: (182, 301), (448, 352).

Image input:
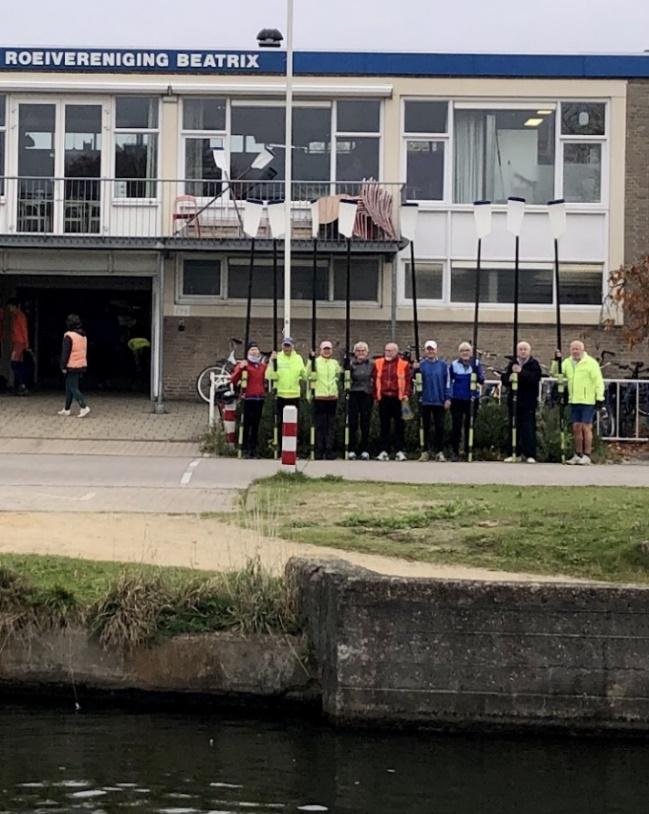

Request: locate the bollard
(281, 405), (298, 472)
(222, 399), (237, 447)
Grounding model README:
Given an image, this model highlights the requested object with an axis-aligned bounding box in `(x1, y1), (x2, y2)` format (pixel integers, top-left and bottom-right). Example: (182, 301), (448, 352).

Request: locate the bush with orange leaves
(604, 256), (649, 347)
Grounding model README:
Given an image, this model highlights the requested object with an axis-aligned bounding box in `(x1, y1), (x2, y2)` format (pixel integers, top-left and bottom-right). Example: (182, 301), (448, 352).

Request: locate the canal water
(2, 705), (649, 813)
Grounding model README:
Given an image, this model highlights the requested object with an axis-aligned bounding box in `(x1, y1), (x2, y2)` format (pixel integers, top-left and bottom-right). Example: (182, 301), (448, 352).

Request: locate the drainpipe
(153, 248), (166, 415)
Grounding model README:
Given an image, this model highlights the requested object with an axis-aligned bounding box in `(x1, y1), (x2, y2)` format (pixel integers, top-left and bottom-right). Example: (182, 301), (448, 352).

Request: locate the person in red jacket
(7, 298), (29, 395)
(372, 342), (412, 461)
(230, 341), (268, 458)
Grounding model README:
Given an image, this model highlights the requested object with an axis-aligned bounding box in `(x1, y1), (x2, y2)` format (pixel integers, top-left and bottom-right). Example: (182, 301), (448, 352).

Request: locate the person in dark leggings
(230, 342), (268, 458)
(449, 341), (484, 460)
(347, 341), (374, 460)
(58, 314), (90, 418)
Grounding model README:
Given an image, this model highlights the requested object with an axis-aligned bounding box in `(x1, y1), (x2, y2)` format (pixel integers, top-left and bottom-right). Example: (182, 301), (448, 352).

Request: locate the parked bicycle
(613, 360), (649, 439)
(196, 337), (243, 403)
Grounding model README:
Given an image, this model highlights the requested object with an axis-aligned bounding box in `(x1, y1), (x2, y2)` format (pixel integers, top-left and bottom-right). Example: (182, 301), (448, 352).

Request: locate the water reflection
(1, 705), (649, 813)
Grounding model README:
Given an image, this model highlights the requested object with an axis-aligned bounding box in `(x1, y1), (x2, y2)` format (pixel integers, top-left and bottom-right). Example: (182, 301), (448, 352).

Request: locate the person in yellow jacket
(308, 340), (341, 459)
(554, 339), (605, 466)
(265, 336), (307, 427)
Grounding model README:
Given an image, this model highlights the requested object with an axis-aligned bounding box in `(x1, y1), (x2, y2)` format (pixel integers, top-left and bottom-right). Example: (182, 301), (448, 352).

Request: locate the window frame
(180, 96), (228, 199)
(401, 99), (450, 204)
(176, 254), (225, 303)
(0, 93), (6, 198)
(557, 100), (608, 206)
(333, 99), (383, 185)
(113, 95), (160, 201)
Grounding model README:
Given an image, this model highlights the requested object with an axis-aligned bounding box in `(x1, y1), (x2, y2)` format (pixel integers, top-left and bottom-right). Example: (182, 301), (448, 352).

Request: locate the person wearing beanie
(231, 341), (268, 458)
(58, 313), (90, 417)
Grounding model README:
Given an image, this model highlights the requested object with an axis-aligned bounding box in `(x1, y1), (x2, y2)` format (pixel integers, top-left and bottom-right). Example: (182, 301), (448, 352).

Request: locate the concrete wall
(0, 629), (315, 704)
(289, 558), (649, 732)
(163, 314), (636, 399)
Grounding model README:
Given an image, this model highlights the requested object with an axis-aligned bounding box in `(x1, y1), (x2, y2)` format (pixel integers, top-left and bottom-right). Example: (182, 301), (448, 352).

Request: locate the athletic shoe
(57, 408), (71, 416)
(504, 456), (518, 463)
(347, 451), (357, 461)
(395, 451), (408, 462)
(376, 451), (390, 462)
(418, 451), (430, 462)
(526, 457), (537, 464)
(78, 406), (91, 418)
(577, 454), (592, 466)
(435, 452), (447, 462)
(566, 454), (581, 465)
(360, 451), (370, 461)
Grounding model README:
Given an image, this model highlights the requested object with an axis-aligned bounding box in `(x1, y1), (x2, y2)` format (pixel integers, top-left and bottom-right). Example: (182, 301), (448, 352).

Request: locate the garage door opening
(15, 278), (153, 394)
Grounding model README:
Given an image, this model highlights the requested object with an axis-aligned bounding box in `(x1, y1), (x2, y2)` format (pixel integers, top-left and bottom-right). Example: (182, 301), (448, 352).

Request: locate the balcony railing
(0, 177), (405, 246)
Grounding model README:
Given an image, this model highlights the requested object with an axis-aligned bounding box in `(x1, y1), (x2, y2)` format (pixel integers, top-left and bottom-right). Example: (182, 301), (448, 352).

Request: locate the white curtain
(454, 111), (499, 203)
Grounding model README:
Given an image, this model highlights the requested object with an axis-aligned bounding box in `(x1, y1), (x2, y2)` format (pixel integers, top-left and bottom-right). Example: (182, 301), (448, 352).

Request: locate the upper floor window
(403, 101), (448, 201)
(182, 97), (226, 197)
(560, 102), (605, 204)
(453, 107), (555, 204)
(114, 96), (159, 198)
(335, 100), (380, 185)
(0, 95), (6, 195)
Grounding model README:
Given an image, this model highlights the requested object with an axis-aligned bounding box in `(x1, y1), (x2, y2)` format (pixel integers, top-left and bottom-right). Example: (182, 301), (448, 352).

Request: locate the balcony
(0, 177), (406, 255)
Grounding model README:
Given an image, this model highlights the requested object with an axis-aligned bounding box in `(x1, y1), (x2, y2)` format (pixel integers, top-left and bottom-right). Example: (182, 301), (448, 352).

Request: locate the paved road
(0, 451), (647, 513)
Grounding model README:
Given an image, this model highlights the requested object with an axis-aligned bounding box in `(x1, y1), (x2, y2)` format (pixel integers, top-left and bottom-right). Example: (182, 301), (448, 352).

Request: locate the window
(453, 108), (555, 204)
(559, 264), (603, 305)
(451, 266), (553, 304)
(336, 100), (380, 184)
(404, 261), (443, 301)
(403, 101), (448, 202)
(231, 105), (285, 185)
(333, 257), (380, 301)
(560, 102), (605, 204)
(114, 96), (159, 198)
(293, 107), (331, 193)
(0, 95), (5, 195)
(182, 98), (226, 197)
(182, 258), (222, 297)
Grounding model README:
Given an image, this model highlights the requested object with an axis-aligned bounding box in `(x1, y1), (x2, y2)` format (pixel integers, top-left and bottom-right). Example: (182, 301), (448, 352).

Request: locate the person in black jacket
(501, 341), (542, 462)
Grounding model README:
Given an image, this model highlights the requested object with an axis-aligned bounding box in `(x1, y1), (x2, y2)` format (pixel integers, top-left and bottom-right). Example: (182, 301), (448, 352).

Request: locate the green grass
(0, 553), (299, 650)
(238, 475), (649, 584)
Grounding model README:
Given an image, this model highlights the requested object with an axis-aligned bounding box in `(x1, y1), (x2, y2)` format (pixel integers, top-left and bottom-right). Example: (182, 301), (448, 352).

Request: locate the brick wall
(626, 81), (649, 263)
(163, 315), (639, 399)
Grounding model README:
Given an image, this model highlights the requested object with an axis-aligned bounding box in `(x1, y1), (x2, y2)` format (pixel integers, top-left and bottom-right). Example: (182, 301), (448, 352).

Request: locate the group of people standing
(230, 336), (605, 464)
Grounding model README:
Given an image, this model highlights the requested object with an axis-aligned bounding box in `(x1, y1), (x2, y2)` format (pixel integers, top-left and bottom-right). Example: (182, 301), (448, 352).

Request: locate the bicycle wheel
(196, 360), (234, 403)
(597, 405), (615, 438)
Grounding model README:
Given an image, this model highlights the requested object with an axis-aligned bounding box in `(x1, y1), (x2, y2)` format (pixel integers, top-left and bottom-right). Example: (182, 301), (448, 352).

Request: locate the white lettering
(156, 53), (169, 67)
(18, 52), (32, 65)
(177, 53), (189, 67)
(90, 52), (102, 66)
(246, 54), (259, 68)
(5, 51), (18, 65)
(190, 53), (202, 68)
(226, 55), (239, 68)
(50, 52), (64, 66)
(77, 51), (89, 66)
(141, 53), (155, 67)
(215, 54), (226, 68)
(203, 54), (216, 68)
(65, 52), (75, 65)
(123, 53), (135, 67)
(103, 52), (116, 66)
(32, 51), (44, 66)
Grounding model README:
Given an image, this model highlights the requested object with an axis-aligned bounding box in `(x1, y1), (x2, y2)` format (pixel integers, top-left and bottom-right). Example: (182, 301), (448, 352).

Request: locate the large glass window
(293, 107), (331, 193)
(404, 261), (444, 301)
(453, 108), (555, 204)
(64, 104), (102, 234)
(559, 264), (603, 305)
(561, 103), (605, 136)
(231, 105), (285, 186)
(559, 101), (605, 204)
(182, 258), (222, 297)
(114, 96), (159, 198)
(333, 257), (380, 301)
(227, 257), (328, 300)
(403, 101), (448, 201)
(182, 97), (226, 198)
(336, 100), (380, 185)
(451, 266), (553, 304)
(183, 98), (226, 131)
(404, 101), (448, 134)
(17, 103), (56, 232)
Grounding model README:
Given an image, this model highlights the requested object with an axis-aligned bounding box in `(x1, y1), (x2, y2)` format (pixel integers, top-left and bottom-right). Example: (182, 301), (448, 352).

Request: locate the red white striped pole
(281, 405), (298, 472)
(222, 399), (237, 448)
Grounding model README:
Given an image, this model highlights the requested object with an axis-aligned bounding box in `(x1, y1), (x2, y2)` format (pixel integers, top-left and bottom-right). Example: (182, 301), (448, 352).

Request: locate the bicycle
(613, 360), (649, 439)
(196, 337), (243, 404)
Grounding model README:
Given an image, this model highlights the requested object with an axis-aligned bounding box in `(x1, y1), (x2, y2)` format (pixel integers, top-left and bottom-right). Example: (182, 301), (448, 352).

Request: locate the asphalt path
(0, 452), (647, 514)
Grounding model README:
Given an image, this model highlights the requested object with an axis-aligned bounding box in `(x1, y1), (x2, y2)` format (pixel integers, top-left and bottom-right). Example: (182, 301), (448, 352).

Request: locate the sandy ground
(0, 511), (595, 584)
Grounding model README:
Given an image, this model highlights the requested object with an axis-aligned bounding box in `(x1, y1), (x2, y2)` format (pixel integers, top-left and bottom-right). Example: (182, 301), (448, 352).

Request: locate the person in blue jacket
(449, 341), (485, 461)
(415, 339), (451, 462)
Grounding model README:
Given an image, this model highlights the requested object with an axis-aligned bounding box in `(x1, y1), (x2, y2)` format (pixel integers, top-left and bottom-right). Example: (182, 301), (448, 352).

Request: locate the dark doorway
(17, 280), (152, 394)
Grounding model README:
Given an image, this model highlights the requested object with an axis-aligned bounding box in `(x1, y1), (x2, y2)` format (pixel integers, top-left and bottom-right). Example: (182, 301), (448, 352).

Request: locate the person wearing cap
(449, 341), (484, 461)
(372, 342), (412, 462)
(266, 337), (307, 435)
(309, 340), (341, 459)
(501, 340), (543, 463)
(58, 314), (90, 418)
(414, 340), (451, 462)
(231, 341), (268, 458)
(348, 341), (374, 461)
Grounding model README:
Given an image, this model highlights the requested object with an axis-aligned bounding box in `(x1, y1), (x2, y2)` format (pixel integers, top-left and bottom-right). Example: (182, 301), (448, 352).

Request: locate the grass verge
(0, 554), (298, 651)
(238, 475), (649, 584)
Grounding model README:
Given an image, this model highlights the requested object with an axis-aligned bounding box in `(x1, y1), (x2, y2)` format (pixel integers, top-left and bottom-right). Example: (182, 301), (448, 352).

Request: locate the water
(2, 705), (649, 813)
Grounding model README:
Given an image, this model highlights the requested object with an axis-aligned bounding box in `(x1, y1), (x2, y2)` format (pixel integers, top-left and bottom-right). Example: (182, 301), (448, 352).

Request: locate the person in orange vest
(6, 298), (30, 395)
(372, 341), (412, 461)
(58, 314), (90, 418)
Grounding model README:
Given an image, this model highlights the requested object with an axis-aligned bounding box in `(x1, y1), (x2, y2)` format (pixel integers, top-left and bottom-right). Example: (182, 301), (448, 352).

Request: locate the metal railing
(0, 177), (404, 243)
(482, 376), (649, 442)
